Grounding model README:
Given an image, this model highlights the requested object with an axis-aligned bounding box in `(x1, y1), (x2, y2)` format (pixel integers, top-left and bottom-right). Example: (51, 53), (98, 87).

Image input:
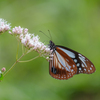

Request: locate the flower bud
(1, 67), (6, 72)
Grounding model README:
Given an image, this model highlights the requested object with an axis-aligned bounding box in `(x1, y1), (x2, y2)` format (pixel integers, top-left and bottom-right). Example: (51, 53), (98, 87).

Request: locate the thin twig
(16, 42), (19, 60)
(18, 55), (39, 63)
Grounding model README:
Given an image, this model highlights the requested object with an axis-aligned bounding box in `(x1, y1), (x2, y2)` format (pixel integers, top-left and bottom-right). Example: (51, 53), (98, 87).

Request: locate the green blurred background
(0, 0), (100, 100)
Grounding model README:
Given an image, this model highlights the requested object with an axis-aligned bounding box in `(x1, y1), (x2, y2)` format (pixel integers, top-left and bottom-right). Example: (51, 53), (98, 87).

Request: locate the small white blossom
(46, 57), (49, 61)
(19, 34), (24, 40)
(32, 35), (39, 42)
(12, 26), (23, 34)
(21, 38), (27, 46)
(9, 31), (12, 34)
(40, 44), (46, 50)
(0, 18), (11, 33)
(46, 56), (53, 61)
(24, 28), (28, 34)
(28, 39), (34, 48)
(49, 54), (54, 57)
(25, 33), (31, 41)
(45, 48), (51, 53)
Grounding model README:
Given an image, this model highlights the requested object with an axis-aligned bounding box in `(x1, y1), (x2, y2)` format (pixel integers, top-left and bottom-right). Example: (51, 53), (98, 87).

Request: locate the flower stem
(3, 54), (24, 77)
(16, 42), (19, 60)
(18, 55), (39, 63)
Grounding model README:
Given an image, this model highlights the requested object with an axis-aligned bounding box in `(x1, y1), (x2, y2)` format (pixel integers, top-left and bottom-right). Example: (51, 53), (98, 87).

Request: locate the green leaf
(0, 74), (3, 81)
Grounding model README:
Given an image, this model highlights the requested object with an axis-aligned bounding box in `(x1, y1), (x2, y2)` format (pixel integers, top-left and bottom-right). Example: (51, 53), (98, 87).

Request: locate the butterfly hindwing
(49, 47), (77, 80)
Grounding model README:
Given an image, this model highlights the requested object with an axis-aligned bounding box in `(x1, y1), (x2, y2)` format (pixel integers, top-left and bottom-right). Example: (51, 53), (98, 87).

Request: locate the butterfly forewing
(57, 46), (96, 74)
(76, 54), (95, 74)
(49, 47), (77, 80)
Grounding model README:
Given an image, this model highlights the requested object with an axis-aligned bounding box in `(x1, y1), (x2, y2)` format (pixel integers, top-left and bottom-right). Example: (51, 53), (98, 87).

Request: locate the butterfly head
(49, 40), (56, 51)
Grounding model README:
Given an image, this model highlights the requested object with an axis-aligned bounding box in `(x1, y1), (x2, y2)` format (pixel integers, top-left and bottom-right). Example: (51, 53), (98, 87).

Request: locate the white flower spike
(9, 26), (52, 59)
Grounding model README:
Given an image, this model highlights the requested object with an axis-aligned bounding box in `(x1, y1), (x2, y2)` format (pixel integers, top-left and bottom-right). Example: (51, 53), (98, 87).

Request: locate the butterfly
(49, 40), (96, 80)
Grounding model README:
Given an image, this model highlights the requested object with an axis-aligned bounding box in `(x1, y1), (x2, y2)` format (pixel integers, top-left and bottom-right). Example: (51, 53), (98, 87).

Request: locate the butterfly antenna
(48, 30), (52, 40)
(39, 31), (51, 39)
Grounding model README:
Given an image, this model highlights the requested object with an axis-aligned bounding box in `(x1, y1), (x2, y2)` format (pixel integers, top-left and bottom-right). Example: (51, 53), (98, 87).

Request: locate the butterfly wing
(49, 47), (77, 80)
(56, 45), (96, 74)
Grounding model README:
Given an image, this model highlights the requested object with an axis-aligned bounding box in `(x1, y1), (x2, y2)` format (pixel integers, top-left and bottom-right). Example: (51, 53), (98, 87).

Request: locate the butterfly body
(49, 40), (96, 80)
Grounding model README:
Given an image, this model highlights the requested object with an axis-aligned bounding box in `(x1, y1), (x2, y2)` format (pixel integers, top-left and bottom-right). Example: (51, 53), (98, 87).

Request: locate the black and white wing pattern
(49, 40), (96, 80)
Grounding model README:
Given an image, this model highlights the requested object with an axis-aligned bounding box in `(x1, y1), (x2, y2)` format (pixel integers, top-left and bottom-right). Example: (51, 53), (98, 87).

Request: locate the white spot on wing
(61, 76), (63, 78)
(73, 65), (75, 68)
(88, 70), (90, 72)
(91, 65), (93, 67)
(74, 59), (77, 63)
(79, 71), (81, 73)
(59, 47), (75, 58)
(84, 69), (86, 71)
(71, 69), (73, 72)
(77, 63), (80, 67)
(79, 68), (81, 71)
(90, 67), (92, 70)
